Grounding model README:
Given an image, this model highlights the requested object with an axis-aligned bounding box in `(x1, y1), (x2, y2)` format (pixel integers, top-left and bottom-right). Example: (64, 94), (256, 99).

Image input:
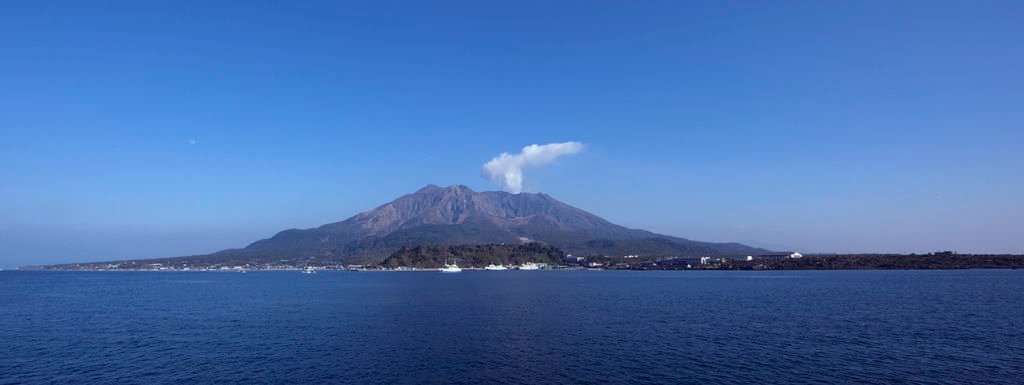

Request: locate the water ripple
(1, 270), (1022, 384)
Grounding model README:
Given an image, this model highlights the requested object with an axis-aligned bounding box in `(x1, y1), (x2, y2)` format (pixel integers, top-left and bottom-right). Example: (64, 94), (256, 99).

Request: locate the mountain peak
(415, 184), (442, 193)
(416, 184), (476, 194)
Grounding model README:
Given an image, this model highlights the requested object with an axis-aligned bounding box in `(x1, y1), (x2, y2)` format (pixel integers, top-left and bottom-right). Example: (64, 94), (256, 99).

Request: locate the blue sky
(2, 1), (1022, 266)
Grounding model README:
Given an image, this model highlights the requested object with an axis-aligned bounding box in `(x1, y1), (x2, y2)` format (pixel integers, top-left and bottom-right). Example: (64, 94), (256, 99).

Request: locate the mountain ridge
(206, 184), (766, 264)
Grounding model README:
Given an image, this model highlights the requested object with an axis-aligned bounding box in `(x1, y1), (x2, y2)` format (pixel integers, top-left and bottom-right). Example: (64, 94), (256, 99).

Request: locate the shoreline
(18, 253), (1024, 272)
(11, 266), (1022, 272)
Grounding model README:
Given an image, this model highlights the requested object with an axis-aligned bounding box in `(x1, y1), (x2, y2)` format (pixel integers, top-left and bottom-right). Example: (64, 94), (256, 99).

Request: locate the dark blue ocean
(1, 270), (1022, 384)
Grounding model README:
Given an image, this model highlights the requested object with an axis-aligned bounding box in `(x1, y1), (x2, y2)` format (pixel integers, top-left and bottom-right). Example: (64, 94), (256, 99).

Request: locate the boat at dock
(484, 264), (508, 271)
(518, 262), (539, 270)
(439, 259), (462, 273)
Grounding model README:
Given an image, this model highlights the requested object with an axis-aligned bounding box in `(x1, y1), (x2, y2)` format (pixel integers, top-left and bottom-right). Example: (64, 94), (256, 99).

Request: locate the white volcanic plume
(482, 141), (583, 193)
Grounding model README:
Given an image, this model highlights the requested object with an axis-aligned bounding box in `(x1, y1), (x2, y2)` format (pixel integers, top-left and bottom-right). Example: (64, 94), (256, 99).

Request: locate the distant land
(25, 184), (766, 269)
(23, 248), (1024, 271)
(21, 185), (1024, 271)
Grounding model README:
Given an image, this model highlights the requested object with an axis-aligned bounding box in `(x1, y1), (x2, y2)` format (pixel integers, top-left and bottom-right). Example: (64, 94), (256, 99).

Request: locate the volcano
(202, 184), (765, 264)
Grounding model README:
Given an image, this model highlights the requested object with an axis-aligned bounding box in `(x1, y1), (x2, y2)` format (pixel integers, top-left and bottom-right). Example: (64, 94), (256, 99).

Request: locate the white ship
(484, 264), (508, 271)
(439, 259), (462, 273)
(518, 262), (540, 270)
(301, 267), (316, 274)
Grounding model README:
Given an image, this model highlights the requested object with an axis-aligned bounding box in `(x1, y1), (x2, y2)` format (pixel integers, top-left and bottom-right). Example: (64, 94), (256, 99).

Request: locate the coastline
(19, 252), (1024, 272)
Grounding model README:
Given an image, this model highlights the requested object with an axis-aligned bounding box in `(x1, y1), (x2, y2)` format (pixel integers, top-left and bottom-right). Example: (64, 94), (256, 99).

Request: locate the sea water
(1, 270), (1021, 384)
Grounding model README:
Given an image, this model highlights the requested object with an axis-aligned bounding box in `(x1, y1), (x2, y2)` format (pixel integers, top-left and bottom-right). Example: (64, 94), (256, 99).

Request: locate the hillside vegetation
(381, 243), (565, 268)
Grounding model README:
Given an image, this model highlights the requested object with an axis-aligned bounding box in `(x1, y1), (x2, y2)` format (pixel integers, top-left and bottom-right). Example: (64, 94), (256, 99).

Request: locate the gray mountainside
(207, 184), (765, 264)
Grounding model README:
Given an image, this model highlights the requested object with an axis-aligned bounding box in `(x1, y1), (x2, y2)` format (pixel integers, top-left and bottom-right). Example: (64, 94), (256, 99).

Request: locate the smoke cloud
(482, 141), (584, 193)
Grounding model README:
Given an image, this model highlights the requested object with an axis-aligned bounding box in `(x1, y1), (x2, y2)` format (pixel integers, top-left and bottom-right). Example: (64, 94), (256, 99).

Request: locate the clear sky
(2, 1), (1022, 266)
